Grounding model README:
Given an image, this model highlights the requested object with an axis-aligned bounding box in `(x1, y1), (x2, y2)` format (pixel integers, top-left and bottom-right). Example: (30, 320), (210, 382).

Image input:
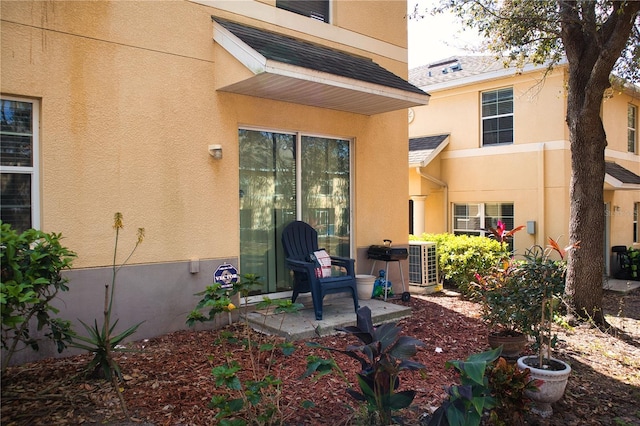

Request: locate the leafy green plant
(71, 213), (145, 379)
(70, 213), (144, 420)
(522, 237), (579, 367)
(474, 259), (539, 338)
(302, 306), (426, 425)
(188, 273), (303, 425)
(412, 233), (505, 298)
(187, 281), (238, 327)
(1, 222), (77, 374)
(487, 357), (538, 426)
(428, 346), (502, 426)
(626, 247), (639, 279)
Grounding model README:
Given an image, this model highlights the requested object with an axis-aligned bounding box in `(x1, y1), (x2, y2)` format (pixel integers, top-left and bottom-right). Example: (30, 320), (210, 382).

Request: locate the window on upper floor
(0, 96), (39, 233)
(629, 104), (637, 154)
(276, 0), (329, 23)
(481, 88), (513, 146)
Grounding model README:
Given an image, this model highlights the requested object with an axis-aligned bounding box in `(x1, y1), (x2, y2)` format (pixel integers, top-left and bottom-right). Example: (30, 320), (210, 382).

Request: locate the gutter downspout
(416, 167), (449, 232)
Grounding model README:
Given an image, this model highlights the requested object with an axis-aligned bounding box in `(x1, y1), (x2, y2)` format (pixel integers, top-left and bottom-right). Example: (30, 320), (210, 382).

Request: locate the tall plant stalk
(71, 212), (145, 421)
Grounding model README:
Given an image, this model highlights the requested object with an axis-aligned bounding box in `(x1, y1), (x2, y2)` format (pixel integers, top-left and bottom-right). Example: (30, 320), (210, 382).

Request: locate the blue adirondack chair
(281, 221), (359, 320)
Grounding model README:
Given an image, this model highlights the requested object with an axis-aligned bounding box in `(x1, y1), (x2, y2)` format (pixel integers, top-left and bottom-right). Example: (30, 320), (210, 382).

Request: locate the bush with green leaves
(487, 357), (538, 426)
(474, 259), (539, 336)
(188, 274), (303, 426)
(1, 222), (76, 374)
(428, 346), (501, 426)
(303, 306), (426, 425)
(428, 346), (538, 426)
(519, 238), (578, 367)
(411, 233), (505, 298)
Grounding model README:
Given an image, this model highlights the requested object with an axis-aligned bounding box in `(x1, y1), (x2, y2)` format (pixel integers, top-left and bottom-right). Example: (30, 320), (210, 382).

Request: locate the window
(482, 88), (513, 146)
(276, 0), (329, 23)
(629, 104), (637, 153)
(0, 97), (39, 232)
(634, 203), (639, 243)
(453, 202), (515, 247)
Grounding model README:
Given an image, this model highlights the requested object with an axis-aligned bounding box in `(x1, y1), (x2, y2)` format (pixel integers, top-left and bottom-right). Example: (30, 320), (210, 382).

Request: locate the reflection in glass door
(239, 130), (296, 296)
(301, 136), (351, 258)
(239, 129), (351, 297)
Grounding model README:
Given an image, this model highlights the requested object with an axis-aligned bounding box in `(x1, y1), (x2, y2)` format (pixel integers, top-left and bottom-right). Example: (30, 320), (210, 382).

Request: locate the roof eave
(213, 20), (430, 115)
(416, 61), (564, 93)
(604, 174), (640, 190)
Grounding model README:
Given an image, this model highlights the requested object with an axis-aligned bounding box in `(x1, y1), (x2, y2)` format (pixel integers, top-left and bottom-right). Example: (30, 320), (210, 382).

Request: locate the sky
(407, 0), (485, 68)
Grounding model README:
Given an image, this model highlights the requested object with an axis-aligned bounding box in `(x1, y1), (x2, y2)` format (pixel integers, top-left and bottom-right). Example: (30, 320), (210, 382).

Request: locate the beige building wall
(410, 64), (639, 260)
(1, 0), (414, 364)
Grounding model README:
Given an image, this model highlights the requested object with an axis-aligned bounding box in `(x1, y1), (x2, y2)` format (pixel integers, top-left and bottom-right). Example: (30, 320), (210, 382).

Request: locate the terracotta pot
(517, 356), (571, 418)
(487, 331), (528, 358)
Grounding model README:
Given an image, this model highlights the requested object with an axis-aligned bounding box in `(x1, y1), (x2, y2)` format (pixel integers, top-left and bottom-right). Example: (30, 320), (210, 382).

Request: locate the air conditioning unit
(408, 241), (439, 289)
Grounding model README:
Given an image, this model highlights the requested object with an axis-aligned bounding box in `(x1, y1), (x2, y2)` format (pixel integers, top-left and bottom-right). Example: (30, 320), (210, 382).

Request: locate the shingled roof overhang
(605, 162), (640, 190)
(212, 18), (430, 116)
(409, 134), (449, 167)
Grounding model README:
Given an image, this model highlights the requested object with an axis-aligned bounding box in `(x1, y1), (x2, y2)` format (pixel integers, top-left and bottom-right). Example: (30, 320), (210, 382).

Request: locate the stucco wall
(1, 0), (413, 364)
(409, 63), (639, 260)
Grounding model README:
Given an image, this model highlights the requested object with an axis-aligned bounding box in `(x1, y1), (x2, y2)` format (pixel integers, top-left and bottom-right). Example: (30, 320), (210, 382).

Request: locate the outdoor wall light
(208, 144), (223, 159)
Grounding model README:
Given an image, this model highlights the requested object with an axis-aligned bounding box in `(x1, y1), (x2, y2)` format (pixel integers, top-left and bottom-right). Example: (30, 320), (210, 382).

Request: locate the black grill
(367, 240), (408, 261)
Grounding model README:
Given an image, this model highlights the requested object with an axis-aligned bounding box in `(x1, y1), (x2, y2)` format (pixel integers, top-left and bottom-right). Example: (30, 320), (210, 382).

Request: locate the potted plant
(474, 261), (533, 357)
(515, 237), (579, 418)
(474, 221), (530, 357)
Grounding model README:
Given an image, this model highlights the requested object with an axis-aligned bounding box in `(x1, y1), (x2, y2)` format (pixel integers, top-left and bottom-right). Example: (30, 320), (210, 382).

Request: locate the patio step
(243, 296), (412, 341)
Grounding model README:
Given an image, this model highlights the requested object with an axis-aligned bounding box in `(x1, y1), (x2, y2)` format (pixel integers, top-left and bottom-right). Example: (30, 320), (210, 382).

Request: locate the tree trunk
(565, 97), (606, 323)
(560, 0), (640, 323)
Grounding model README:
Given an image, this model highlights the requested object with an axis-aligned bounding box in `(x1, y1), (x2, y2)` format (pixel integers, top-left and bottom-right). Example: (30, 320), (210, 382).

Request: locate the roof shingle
(606, 162), (640, 184)
(215, 18), (426, 96)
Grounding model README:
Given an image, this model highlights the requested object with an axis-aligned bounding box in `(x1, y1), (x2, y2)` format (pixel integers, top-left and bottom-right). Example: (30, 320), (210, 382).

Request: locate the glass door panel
(301, 136), (351, 258)
(239, 130), (296, 295)
(239, 131), (351, 297)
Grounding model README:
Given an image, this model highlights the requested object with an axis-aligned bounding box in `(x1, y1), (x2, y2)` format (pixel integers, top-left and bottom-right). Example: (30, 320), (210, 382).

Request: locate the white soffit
(604, 174), (640, 190)
(212, 20), (430, 116)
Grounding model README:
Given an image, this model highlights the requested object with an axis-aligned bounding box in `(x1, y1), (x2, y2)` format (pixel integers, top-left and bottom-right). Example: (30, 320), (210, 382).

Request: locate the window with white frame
(453, 202), (515, 245)
(629, 104), (637, 153)
(634, 203), (639, 243)
(276, 0), (330, 22)
(481, 88), (513, 146)
(0, 97), (39, 232)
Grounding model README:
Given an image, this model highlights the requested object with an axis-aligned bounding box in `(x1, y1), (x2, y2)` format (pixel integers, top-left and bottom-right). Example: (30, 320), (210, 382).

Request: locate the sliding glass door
(239, 129), (351, 296)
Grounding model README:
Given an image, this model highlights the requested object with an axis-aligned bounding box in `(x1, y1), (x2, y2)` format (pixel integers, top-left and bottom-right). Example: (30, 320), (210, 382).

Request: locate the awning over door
(605, 162), (640, 190)
(212, 18), (430, 116)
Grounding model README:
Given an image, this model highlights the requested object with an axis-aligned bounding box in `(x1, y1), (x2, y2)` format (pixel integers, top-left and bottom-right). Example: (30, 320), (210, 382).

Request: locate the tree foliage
(412, 0), (640, 322)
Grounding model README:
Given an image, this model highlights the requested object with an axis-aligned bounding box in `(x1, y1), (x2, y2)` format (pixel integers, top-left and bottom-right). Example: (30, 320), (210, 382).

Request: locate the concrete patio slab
(604, 278), (640, 293)
(243, 296), (412, 341)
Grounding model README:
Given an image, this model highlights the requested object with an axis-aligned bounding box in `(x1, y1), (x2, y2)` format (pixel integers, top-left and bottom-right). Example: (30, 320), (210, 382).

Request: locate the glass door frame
(240, 127), (354, 304)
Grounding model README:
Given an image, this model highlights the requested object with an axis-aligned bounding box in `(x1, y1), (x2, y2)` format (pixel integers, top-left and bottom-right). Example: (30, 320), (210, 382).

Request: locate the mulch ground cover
(2, 288), (639, 425)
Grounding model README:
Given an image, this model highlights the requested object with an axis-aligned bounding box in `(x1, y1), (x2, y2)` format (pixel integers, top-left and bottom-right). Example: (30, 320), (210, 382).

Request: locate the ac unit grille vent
(408, 241), (438, 286)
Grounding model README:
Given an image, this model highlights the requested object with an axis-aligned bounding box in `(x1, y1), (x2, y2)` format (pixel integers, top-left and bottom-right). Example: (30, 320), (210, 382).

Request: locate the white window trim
(0, 95), (40, 229)
(629, 103), (637, 154)
(634, 202), (639, 244)
(452, 202), (515, 237)
(481, 87), (514, 147)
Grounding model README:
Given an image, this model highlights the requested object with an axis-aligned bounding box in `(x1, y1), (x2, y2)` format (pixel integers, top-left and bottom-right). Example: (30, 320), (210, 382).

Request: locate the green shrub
(428, 347), (538, 426)
(412, 233), (505, 298)
(303, 306), (426, 425)
(189, 274), (304, 425)
(1, 222), (76, 374)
